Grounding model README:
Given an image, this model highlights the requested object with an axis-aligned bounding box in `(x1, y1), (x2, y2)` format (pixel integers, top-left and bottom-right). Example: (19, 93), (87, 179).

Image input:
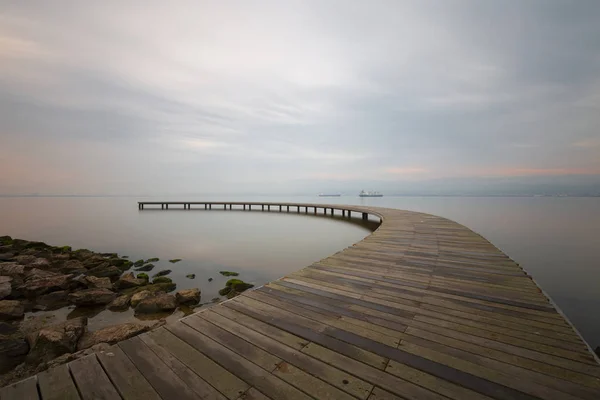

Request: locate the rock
(0, 236), (13, 245)
(208, 277), (213, 282)
(121, 282), (176, 296)
(86, 264), (122, 280)
(24, 268), (60, 281)
(59, 259), (87, 275)
(83, 276), (112, 289)
(113, 272), (145, 290)
(152, 269), (171, 278)
(108, 295), (131, 310)
(0, 300), (25, 320)
(169, 259), (182, 263)
(29, 258), (51, 269)
(226, 279), (254, 292)
(0, 253), (14, 261)
(19, 273), (72, 297)
(0, 276), (12, 300)
(211, 297), (220, 303)
(77, 323), (149, 350)
(219, 270), (239, 277)
(175, 288), (200, 305)
(68, 289), (116, 306)
(219, 286), (232, 296)
(0, 322), (17, 335)
(82, 256), (109, 269)
(186, 274), (195, 279)
(152, 277), (172, 284)
(0, 332), (29, 374)
(134, 293), (177, 314)
(72, 249), (94, 261)
(226, 290), (241, 299)
(26, 317), (87, 365)
(136, 273), (149, 282)
(0, 262), (25, 276)
(135, 263), (155, 272)
(52, 253), (71, 261)
(133, 259), (145, 267)
(15, 255), (36, 265)
(146, 258), (159, 263)
(35, 291), (70, 311)
(130, 290), (153, 307)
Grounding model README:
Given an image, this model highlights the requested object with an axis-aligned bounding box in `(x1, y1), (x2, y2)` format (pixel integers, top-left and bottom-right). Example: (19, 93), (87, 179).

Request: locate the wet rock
(121, 282), (176, 296)
(77, 323), (149, 350)
(0, 332), (29, 374)
(134, 293), (177, 314)
(130, 290), (153, 307)
(83, 276), (112, 289)
(86, 264), (122, 280)
(208, 277), (213, 282)
(0, 300), (25, 320)
(26, 317), (87, 365)
(226, 279), (254, 292)
(169, 259), (182, 263)
(152, 277), (172, 284)
(108, 295), (131, 310)
(152, 269), (171, 278)
(72, 249), (94, 262)
(82, 256), (109, 269)
(52, 253), (71, 261)
(134, 263), (155, 272)
(186, 274), (195, 279)
(15, 255), (36, 265)
(146, 258), (159, 263)
(175, 288), (200, 305)
(133, 259), (145, 267)
(68, 288), (116, 306)
(19, 273), (71, 297)
(59, 259), (87, 275)
(0, 253), (14, 261)
(0, 262), (25, 277)
(35, 291), (70, 311)
(113, 272), (145, 290)
(0, 276), (12, 300)
(0, 322), (17, 335)
(29, 258), (51, 269)
(136, 273), (149, 282)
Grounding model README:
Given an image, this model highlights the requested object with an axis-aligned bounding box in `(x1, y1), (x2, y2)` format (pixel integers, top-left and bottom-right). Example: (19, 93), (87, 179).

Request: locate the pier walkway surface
(2, 202), (600, 400)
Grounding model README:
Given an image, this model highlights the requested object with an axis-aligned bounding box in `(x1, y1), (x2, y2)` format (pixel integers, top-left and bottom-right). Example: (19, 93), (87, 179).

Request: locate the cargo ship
(318, 193), (341, 197)
(359, 190), (383, 197)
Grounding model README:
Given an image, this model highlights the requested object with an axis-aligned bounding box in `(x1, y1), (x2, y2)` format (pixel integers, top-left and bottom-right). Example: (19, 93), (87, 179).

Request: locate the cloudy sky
(1, 1), (599, 195)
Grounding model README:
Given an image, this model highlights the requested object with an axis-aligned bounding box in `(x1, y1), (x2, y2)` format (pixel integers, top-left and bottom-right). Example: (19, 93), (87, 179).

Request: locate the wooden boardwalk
(3, 203), (600, 400)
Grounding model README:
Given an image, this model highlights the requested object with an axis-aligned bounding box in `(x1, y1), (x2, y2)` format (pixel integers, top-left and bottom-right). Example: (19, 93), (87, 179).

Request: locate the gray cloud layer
(1, 1), (599, 195)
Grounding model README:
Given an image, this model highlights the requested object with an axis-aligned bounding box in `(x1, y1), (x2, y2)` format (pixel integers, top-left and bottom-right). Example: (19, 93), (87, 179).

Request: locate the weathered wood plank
(38, 364), (79, 400)
(69, 354), (120, 400)
(0, 376), (39, 400)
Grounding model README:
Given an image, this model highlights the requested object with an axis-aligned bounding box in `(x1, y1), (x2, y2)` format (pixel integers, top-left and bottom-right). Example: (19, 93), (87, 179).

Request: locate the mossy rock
(226, 279), (254, 292)
(122, 255), (129, 259)
(185, 274), (195, 279)
(146, 257), (159, 263)
(208, 278), (213, 282)
(121, 282), (176, 296)
(135, 263), (155, 272)
(227, 290), (240, 299)
(169, 259), (182, 263)
(152, 276), (173, 284)
(0, 236), (13, 246)
(53, 245), (72, 253)
(133, 259), (145, 267)
(137, 273), (149, 281)
(218, 286), (232, 296)
(152, 269), (171, 278)
(219, 271), (239, 277)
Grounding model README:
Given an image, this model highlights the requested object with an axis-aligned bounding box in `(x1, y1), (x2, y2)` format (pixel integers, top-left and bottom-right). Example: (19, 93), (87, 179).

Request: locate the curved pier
(2, 202), (600, 400)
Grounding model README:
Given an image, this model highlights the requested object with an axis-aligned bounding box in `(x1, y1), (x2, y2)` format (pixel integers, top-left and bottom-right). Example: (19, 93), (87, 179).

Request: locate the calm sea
(1, 195), (599, 349)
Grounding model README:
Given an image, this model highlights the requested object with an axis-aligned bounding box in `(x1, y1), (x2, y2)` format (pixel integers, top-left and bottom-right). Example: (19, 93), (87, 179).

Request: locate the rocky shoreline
(0, 235), (206, 386)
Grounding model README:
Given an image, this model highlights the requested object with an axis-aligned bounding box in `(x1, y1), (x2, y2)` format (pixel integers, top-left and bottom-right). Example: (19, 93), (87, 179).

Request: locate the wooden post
(305, 206), (308, 214)
(204, 204), (207, 210)
(166, 204), (169, 210)
(249, 205), (252, 210)
(287, 205), (289, 212)
(342, 210), (345, 217)
(314, 207), (317, 214)
(330, 208), (334, 216)
(230, 204), (232, 210)
(268, 205), (270, 211)
(262, 205), (264, 211)
(297, 206), (300, 213)
(323, 207), (326, 215)
(209, 204), (211, 210)
(348, 210), (351, 218)
(279, 205), (282, 212)
(243, 204), (246, 210)
(362, 212), (367, 220)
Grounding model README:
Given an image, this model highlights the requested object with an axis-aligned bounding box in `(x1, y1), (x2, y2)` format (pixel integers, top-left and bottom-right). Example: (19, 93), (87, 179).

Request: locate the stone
(29, 258), (51, 269)
(83, 276), (112, 289)
(35, 291), (70, 311)
(0, 253), (14, 261)
(19, 273), (72, 297)
(186, 274), (195, 279)
(0, 300), (25, 320)
(152, 276), (172, 284)
(113, 272), (145, 290)
(0, 276), (12, 300)
(133, 259), (145, 267)
(0, 262), (25, 277)
(72, 249), (94, 261)
(146, 258), (159, 263)
(86, 264), (122, 279)
(134, 293), (177, 314)
(59, 259), (87, 275)
(24, 268), (60, 281)
(82, 256), (109, 269)
(175, 288), (200, 305)
(26, 317), (87, 365)
(0, 332), (29, 374)
(226, 279), (254, 292)
(152, 269), (171, 278)
(130, 290), (153, 307)
(108, 295), (131, 310)
(121, 282), (176, 296)
(77, 323), (149, 350)
(169, 259), (182, 263)
(0, 322), (17, 335)
(68, 288), (116, 306)
(14, 255), (36, 265)
(134, 263), (155, 272)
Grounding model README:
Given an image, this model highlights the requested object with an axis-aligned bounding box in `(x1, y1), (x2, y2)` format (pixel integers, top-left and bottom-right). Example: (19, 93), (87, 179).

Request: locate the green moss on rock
(152, 276), (173, 284)
(152, 269), (171, 278)
(146, 257), (159, 263)
(133, 259), (145, 267)
(169, 259), (182, 263)
(137, 273), (149, 281)
(219, 271), (239, 277)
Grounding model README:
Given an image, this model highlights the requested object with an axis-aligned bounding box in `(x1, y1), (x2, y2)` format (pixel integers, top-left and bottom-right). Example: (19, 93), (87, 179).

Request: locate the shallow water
(1, 195), (599, 349)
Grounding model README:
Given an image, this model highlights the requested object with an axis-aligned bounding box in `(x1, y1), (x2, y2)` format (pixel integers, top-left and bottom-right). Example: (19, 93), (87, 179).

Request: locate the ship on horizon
(359, 190), (383, 197)
(318, 193), (341, 197)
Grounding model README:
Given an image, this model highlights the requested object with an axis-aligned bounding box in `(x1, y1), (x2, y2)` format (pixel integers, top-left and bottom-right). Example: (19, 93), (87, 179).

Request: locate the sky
(1, 1), (600, 195)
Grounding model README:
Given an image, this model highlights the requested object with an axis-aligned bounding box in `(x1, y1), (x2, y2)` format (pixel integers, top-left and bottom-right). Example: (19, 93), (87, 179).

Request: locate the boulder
(152, 277), (172, 284)
(86, 264), (122, 280)
(0, 262), (25, 277)
(15, 255), (36, 265)
(0, 332), (29, 374)
(26, 317), (87, 365)
(0, 253), (14, 261)
(175, 288), (200, 305)
(0, 276), (12, 300)
(19, 273), (72, 297)
(24, 268), (59, 281)
(72, 249), (94, 262)
(152, 269), (171, 278)
(83, 276), (112, 289)
(29, 258), (51, 269)
(77, 323), (149, 350)
(35, 291), (70, 311)
(113, 272), (145, 290)
(59, 259), (87, 275)
(81, 255), (109, 269)
(134, 263), (155, 272)
(134, 293), (177, 314)
(0, 300), (25, 320)
(108, 295), (131, 310)
(68, 289), (116, 306)
(0, 322), (17, 335)
(186, 274), (195, 279)
(130, 290), (153, 307)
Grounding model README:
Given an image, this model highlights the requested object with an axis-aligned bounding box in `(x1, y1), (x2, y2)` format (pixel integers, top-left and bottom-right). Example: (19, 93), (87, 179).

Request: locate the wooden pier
(3, 202), (600, 400)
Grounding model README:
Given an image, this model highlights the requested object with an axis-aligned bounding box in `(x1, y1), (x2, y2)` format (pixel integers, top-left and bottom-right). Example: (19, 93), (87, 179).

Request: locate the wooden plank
(166, 322), (313, 400)
(140, 329), (233, 400)
(237, 388), (270, 400)
(0, 376), (39, 400)
(119, 336), (198, 400)
(38, 364), (80, 400)
(96, 345), (162, 400)
(69, 354), (120, 400)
